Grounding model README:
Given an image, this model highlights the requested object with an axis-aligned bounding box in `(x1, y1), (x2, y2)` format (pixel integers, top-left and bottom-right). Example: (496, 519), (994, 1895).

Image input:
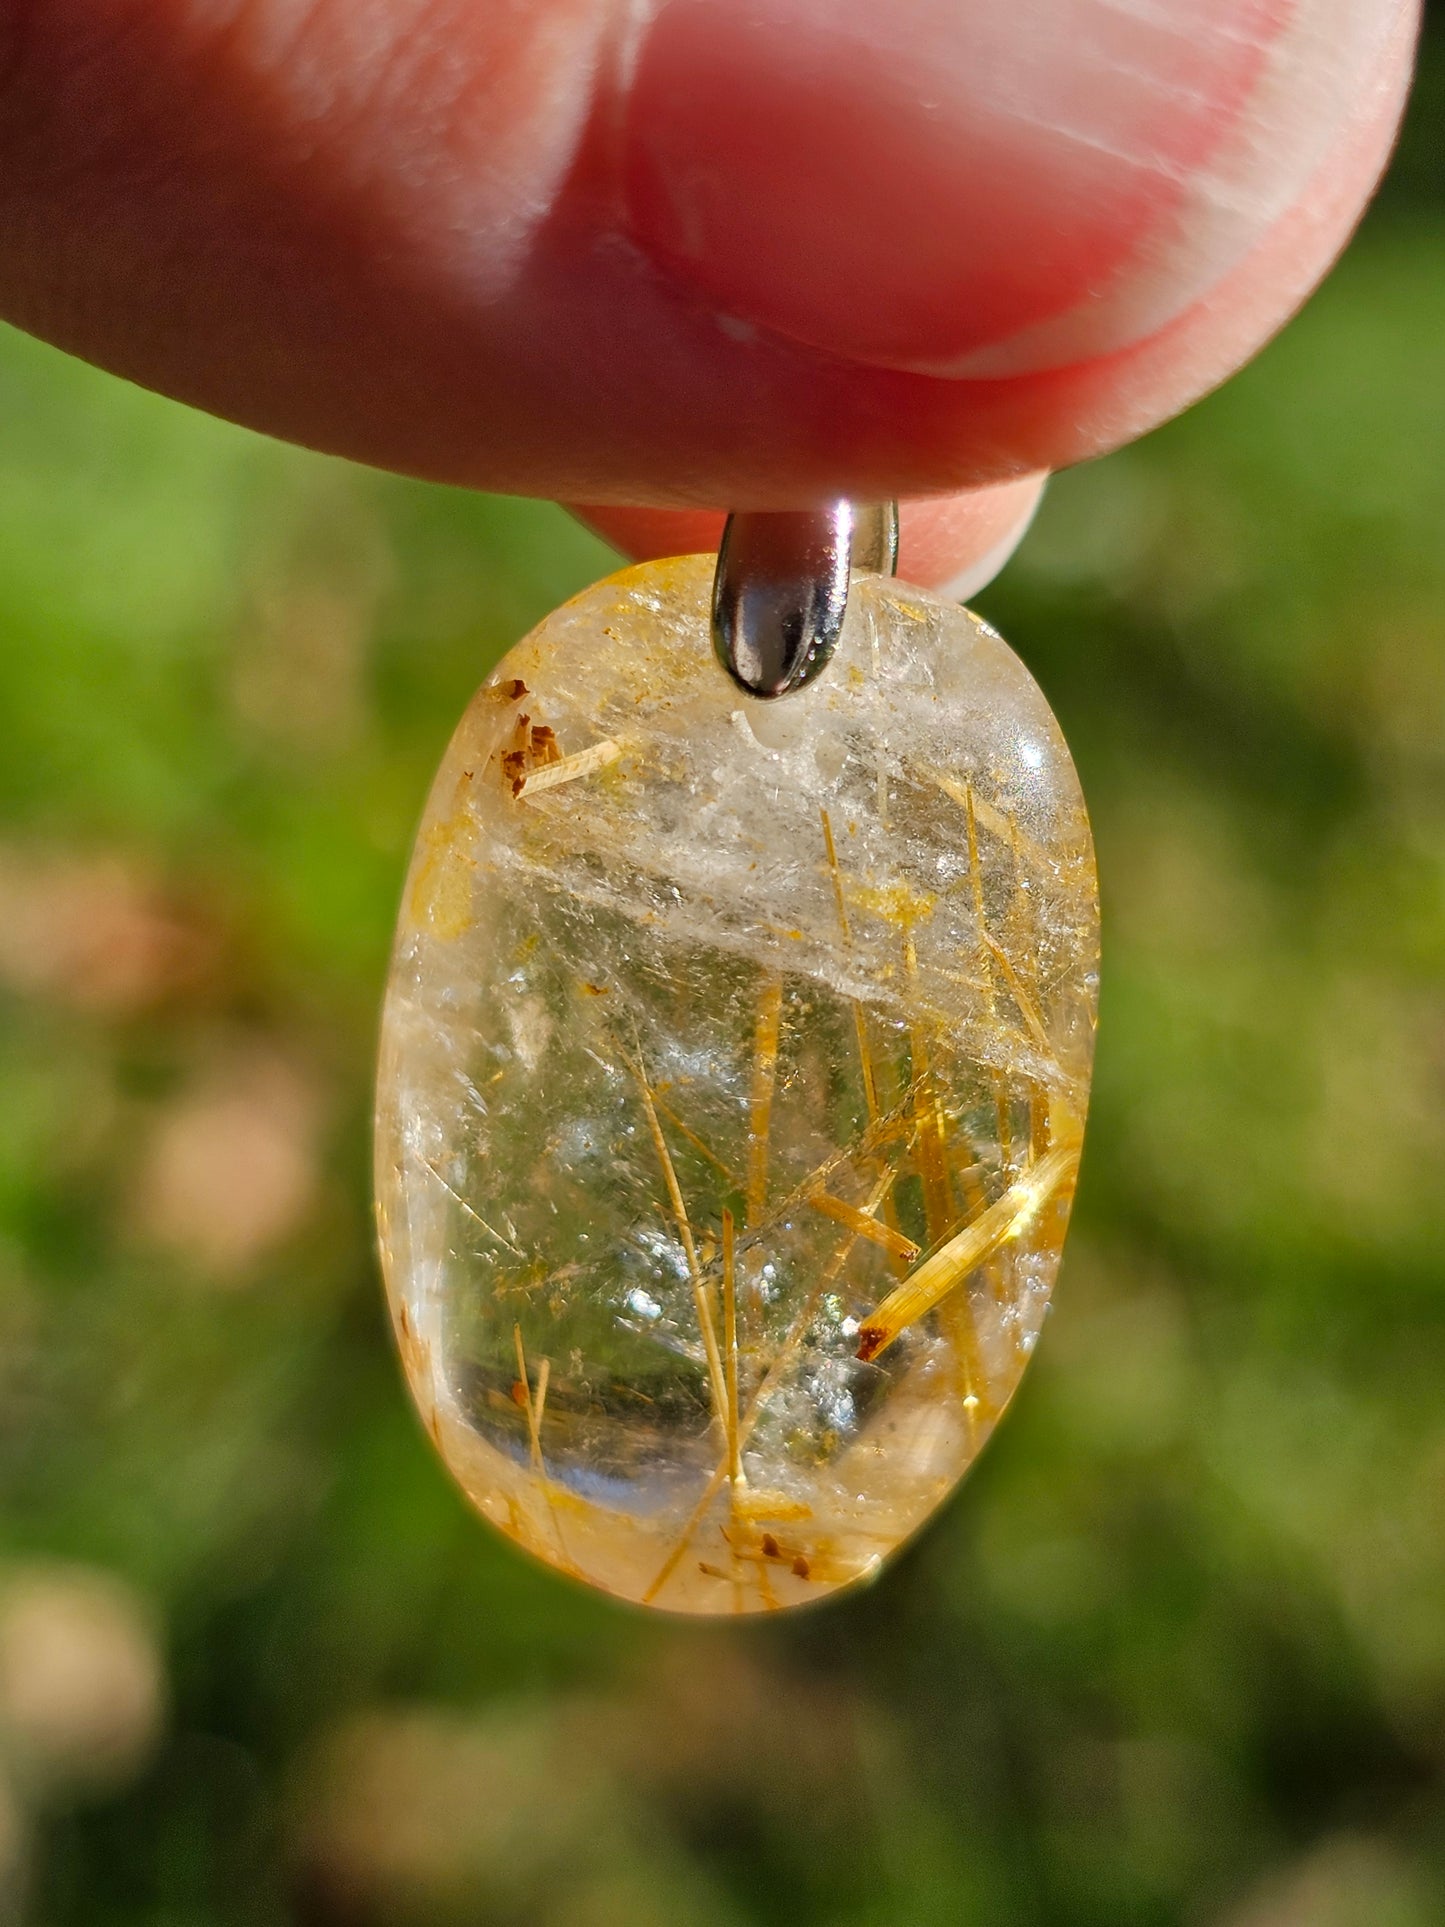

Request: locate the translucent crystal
(375, 556), (1098, 1613)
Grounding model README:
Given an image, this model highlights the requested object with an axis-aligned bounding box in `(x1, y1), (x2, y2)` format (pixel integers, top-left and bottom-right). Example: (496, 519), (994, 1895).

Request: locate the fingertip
(897, 480), (1047, 598)
(569, 505), (728, 565)
(569, 478), (1047, 595)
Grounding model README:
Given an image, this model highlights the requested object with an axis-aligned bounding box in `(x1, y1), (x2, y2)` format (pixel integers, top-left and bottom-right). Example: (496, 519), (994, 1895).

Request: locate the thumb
(0, 0), (1417, 506)
(623, 0), (1411, 378)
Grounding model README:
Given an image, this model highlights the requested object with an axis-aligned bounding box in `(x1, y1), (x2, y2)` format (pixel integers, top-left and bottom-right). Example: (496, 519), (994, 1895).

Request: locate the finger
(624, 0), (1413, 379)
(0, 1), (1417, 504)
(571, 477), (1047, 596)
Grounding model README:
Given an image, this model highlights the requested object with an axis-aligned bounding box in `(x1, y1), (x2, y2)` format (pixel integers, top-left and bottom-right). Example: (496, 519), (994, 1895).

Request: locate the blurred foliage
(0, 39), (1443, 1927)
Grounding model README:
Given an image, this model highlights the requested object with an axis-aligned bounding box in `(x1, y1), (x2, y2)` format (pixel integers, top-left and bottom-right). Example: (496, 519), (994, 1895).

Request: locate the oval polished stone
(376, 555), (1098, 1614)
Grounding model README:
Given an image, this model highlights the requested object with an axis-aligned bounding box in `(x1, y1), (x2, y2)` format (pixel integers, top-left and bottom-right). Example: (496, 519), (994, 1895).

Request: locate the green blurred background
(1, 26), (1444, 1927)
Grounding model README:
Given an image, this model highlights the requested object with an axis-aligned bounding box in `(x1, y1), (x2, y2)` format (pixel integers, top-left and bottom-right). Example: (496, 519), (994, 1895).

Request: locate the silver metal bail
(712, 502), (899, 700)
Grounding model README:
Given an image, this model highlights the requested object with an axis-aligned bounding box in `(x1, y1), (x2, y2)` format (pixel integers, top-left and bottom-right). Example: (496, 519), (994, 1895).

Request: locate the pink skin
(573, 481), (1050, 598)
(0, 1), (1418, 589)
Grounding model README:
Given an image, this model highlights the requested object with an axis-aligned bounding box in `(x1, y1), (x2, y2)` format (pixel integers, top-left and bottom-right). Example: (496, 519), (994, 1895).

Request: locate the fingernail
(623, 0), (1373, 376)
(898, 477), (1047, 596)
(934, 486), (1045, 605)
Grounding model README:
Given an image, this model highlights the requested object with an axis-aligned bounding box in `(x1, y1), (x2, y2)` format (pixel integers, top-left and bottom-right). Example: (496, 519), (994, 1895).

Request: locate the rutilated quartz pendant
(375, 555), (1098, 1614)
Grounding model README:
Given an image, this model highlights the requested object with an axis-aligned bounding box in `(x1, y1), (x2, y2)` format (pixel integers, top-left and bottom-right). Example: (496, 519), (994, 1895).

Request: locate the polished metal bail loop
(712, 502), (899, 700)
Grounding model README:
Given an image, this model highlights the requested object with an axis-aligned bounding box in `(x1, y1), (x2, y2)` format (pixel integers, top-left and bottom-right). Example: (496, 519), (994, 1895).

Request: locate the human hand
(0, 1), (1417, 590)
